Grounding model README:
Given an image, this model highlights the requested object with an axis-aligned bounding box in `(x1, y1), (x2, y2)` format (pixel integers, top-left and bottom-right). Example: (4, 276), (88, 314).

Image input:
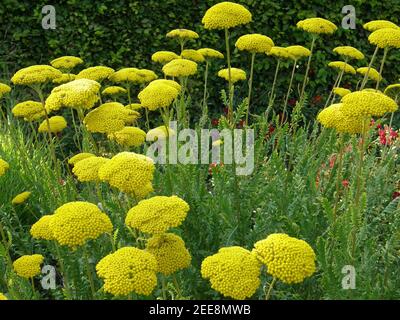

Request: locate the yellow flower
(68, 152), (96, 166)
(13, 254), (44, 278)
(12, 101), (45, 122)
(12, 191), (31, 205)
(162, 58), (198, 77)
(72, 156), (110, 182)
(286, 45), (311, 60)
(146, 126), (176, 141)
(152, 51), (180, 64)
(50, 56), (83, 70)
(368, 28), (400, 48)
(108, 127), (147, 147)
(0, 293), (7, 300)
(0, 158), (10, 177)
(363, 20), (399, 31)
(125, 195), (189, 234)
(197, 48), (224, 60)
(11, 65), (62, 86)
(0, 82), (11, 98)
(38, 116), (67, 133)
(125, 103), (143, 110)
(333, 87), (351, 97)
(84, 102), (140, 134)
(217, 68), (246, 83)
(235, 34), (274, 53)
(166, 28), (199, 40)
(53, 73), (76, 84)
(146, 233), (191, 275)
(138, 82), (180, 111)
(45, 79), (100, 112)
(297, 17), (337, 34)
(102, 86), (127, 96)
(181, 49), (205, 62)
(201, 246), (261, 300)
(30, 215), (54, 240)
(76, 66), (115, 82)
(328, 61), (356, 74)
(96, 247), (158, 296)
(109, 68), (157, 84)
(384, 84), (400, 99)
(98, 152), (155, 198)
(49, 201), (113, 248)
(267, 46), (293, 59)
(148, 79), (181, 91)
(333, 46), (364, 60)
(202, 2), (252, 30)
(356, 67), (382, 82)
(253, 233), (316, 284)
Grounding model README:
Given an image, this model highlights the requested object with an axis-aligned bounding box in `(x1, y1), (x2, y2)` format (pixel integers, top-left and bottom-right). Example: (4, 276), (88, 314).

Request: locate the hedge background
(1, 0), (400, 116)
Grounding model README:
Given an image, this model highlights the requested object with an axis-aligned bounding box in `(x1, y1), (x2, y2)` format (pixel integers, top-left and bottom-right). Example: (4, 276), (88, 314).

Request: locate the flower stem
(246, 52), (256, 126)
(265, 277), (277, 300)
(376, 47), (389, 90)
(268, 59), (281, 107)
(299, 36), (316, 103)
(283, 60), (297, 117)
(224, 28), (233, 124)
(200, 60), (210, 127)
(83, 246), (96, 299)
(360, 46), (379, 90)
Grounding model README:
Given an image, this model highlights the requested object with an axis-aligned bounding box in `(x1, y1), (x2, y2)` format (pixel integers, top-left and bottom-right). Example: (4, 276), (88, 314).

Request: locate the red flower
(223, 107), (229, 115)
(211, 118), (219, 126)
(312, 95), (322, 104)
(208, 162), (224, 175)
(237, 119), (245, 128)
(342, 180), (349, 188)
(268, 124), (275, 134)
(392, 191), (400, 200)
(390, 129), (398, 138)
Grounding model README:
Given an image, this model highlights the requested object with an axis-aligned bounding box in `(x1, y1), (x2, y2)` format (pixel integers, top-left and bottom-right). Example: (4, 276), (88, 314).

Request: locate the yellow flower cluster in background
(108, 127), (147, 147)
(0, 82), (11, 98)
(76, 66), (115, 82)
(138, 81), (180, 111)
(72, 156), (110, 182)
(30, 215), (54, 240)
(363, 20), (399, 32)
(0, 158), (9, 177)
(68, 152), (95, 166)
(286, 45), (310, 60)
(357, 67), (382, 82)
(202, 2), (252, 30)
(11, 65), (62, 86)
(235, 33), (274, 53)
(12, 101), (45, 122)
(13, 254), (44, 278)
(11, 191), (31, 205)
(162, 58), (198, 77)
(197, 48), (224, 60)
(50, 56), (83, 70)
(181, 49), (205, 62)
(333, 46), (364, 60)
(38, 116), (67, 133)
(328, 61), (356, 74)
(297, 17), (337, 34)
(218, 68), (246, 83)
(151, 51), (180, 64)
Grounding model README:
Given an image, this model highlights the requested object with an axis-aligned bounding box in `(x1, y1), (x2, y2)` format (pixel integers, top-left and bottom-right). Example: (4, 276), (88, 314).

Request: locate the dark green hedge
(1, 0), (400, 115)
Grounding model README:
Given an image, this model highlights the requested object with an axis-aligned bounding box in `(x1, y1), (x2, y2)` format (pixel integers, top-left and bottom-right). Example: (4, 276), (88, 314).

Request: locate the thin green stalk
(246, 52), (256, 125)
(224, 28), (233, 124)
(265, 277), (277, 300)
(332, 134), (344, 221)
(268, 59), (281, 107)
(283, 60), (297, 116)
(299, 36), (316, 102)
(200, 60), (210, 127)
(54, 243), (72, 299)
(360, 46), (379, 90)
(324, 70), (343, 108)
(83, 246), (96, 299)
(376, 47), (389, 90)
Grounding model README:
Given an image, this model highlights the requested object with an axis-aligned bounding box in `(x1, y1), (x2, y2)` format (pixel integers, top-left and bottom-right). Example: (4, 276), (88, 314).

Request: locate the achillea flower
(357, 67), (382, 82)
(125, 103), (143, 110)
(0, 83), (11, 98)
(53, 73), (76, 84)
(148, 79), (181, 91)
(138, 83), (180, 111)
(286, 45), (311, 60)
(50, 56), (83, 70)
(146, 126), (176, 141)
(12, 101), (45, 122)
(162, 58), (198, 77)
(235, 34), (274, 53)
(102, 86), (127, 96)
(49, 201), (113, 248)
(152, 51), (180, 64)
(0, 293), (7, 300)
(368, 28), (400, 48)
(45, 79), (100, 112)
(166, 29), (199, 40)
(11, 65), (62, 86)
(125, 195), (189, 234)
(84, 102), (139, 134)
(202, 2), (252, 30)
(253, 233), (316, 284)
(135, 69), (158, 83)
(267, 46), (293, 59)
(363, 20), (399, 31)
(96, 247), (158, 296)
(333, 87), (351, 97)
(328, 61), (356, 74)
(146, 233), (191, 275)
(201, 246), (261, 300)
(72, 156), (110, 182)
(98, 152), (155, 198)
(333, 46), (364, 60)
(12, 191), (31, 205)
(217, 68), (246, 83)
(297, 17), (337, 34)
(0, 158), (9, 177)
(30, 215), (54, 240)
(108, 127), (146, 147)
(181, 49), (205, 62)
(76, 66), (115, 82)
(13, 254), (44, 278)
(109, 68), (157, 84)
(68, 152), (96, 166)
(384, 84), (400, 99)
(197, 48), (224, 59)
(38, 116), (67, 133)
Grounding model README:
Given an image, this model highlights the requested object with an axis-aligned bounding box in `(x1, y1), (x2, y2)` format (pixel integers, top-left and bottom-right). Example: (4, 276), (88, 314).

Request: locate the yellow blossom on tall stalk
(72, 156), (110, 182)
(102, 86), (127, 97)
(167, 29), (199, 53)
(53, 73), (76, 84)
(108, 127), (147, 147)
(13, 254), (44, 278)
(180, 49), (205, 62)
(11, 191), (31, 205)
(0, 158), (10, 177)
(333, 46), (364, 60)
(384, 84), (400, 127)
(217, 67), (246, 83)
(0, 83), (11, 98)
(333, 87), (351, 98)
(363, 20), (399, 31)
(125, 103), (143, 111)
(68, 152), (96, 166)
(50, 56), (83, 71)
(76, 66), (115, 82)
(146, 125), (176, 141)
(11, 65), (62, 86)
(324, 61), (356, 107)
(12, 101), (45, 122)
(162, 58), (198, 78)
(30, 215), (54, 240)
(151, 51), (180, 64)
(38, 116), (67, 133)
(357, 67), (382, 83)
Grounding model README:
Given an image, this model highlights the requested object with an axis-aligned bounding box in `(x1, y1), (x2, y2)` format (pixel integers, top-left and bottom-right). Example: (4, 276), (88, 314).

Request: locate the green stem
(283, 61), (297, 117)
(200, 60), (210, 127)
(324, 70), (343, 108)
(246, 52), (256, 125)
(83, 246), (96, 299)
(268, 59), (281, 107)
(265, 277), (277, 300)
(376, 47), (389, 90)
(224, 28), (233, 124)
(299, 36), (316, 102)
(54, 243), (72, 299)
(360, 46), (379, 90)
(332, 134), (344, 221)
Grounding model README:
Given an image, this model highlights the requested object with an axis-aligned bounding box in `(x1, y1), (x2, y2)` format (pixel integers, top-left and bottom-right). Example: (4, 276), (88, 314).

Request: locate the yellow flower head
(202, 2), (252, 30)
(152, 51), (180, 64)
(125, 103), (143, 110)
(0, 158), (10, 177)
(363, 20), (399, 32)
(68, 152), (96, 166)
(50, 56), (83, 70)
(356, 67), (382, 82)
(328, 61), (356, 74)
(181, 49), (205, 62)
(267, 46), (293, 59)
(253, 233), (316, 284)
(138, 83), (180, 111)
(146, 126), (176, 141)
(146, 233), (191, 275)
(109, 68), (157, 84)
(218, 67), (246, 83)
(286, 45), (311, 60)
(297, 17), (337, 34)
(98, 152), (155, 198)
(72, 156), (110, 182)
(384, 84), (400, 99)
(45, 79), (100, 112)
(49, 201), (113, 248)
(333, 87), (351, 97)
(53, 73), (76, 84)
(201, 246), (261, 300)
(0, 293), (7, 300)
(76, 66), (115, 82)
(162, 58), (198, 77)
(11, 65), (62, 86)
(30, 215), (54, 240)
(235, 34), (274, 53)
(148, 79), (181, 91)
(125, 195), (189, 234)
(0, 82), (11, 98)
(13, 254), (44, 278)
(108, 127), (147, 147)
(12, 191), (31, 205)
(166, 28), (199, 40)
(197, 48), (224, 60)
(38, 116), (67, 133)
(135, 69), (158, 83)
(12, 101), (45, 122)
(368, 28), (400, 48)
(96, 247), (158, 296)
(84, 102), (139, 134)
(102, 86), (127, 96)
(333, 46), (364, 60)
